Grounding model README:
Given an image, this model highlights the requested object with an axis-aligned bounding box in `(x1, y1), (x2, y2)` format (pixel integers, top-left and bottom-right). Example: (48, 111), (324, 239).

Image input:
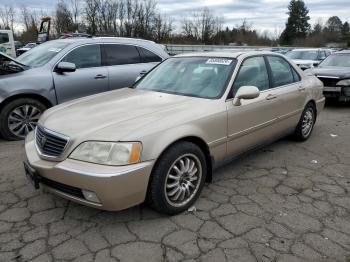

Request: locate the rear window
(103, 44), (141, 66)
(0, 33), (9, 44)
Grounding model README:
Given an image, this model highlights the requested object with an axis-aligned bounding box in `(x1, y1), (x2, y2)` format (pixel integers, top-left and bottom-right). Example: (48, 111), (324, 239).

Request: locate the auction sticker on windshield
(206, 58), (232, 65)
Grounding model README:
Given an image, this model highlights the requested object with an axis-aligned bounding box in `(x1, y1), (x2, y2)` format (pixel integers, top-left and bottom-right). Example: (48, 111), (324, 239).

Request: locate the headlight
(336, 79), (350, 86)
(70, 142), (142, 166)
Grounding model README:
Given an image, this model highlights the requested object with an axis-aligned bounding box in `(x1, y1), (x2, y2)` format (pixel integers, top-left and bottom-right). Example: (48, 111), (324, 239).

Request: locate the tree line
(280, 0), (350, 47)
(0, 0), (349, 47)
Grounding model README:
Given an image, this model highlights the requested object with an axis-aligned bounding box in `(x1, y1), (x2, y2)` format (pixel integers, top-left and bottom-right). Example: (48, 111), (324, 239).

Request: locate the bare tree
(55, 0), (75, 34)
(0, 5), (16, 30)
(85, 0), (99, 35)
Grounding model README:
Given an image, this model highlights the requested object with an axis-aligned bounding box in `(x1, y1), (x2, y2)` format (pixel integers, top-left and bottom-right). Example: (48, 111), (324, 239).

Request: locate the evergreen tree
(280, 0), (310, 45)
(342, 22), (350, 46)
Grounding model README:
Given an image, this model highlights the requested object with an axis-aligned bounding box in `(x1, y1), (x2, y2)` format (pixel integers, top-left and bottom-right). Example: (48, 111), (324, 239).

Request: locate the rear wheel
(0, 98), (46, 140)
(293, 103), (316, 141)
(147, 142), (207, 215)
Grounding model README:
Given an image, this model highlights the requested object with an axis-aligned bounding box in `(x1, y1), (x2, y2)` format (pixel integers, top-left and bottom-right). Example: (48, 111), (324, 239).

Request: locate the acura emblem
(39, 136), (46, 148)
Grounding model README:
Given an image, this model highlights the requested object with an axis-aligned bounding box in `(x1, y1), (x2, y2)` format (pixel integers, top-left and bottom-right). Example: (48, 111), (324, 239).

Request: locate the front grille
(317, 77), (339, 87)
(39, 174), (84, 199)
(35, 125), (69, 157)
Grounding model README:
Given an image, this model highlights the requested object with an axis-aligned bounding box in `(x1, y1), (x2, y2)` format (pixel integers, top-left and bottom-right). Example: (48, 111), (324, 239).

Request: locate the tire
(147, 141), (207, 215)
(293, 103), (316, 142)
(0, 98), (47, 141)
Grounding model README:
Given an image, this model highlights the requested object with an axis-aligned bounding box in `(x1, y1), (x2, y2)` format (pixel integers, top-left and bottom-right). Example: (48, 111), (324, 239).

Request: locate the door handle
(298, 86), (306, 91)
(266, 94), (277, 100)
(139, 70), (148, 75)
(94, 74), (107, 79)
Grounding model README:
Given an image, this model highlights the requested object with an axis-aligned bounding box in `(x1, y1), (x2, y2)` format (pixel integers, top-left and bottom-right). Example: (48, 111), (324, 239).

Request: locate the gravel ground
(0, 104), (349, 262)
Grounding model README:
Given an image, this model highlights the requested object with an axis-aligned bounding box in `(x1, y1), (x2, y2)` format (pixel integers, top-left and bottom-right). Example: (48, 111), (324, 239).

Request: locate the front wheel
(147, 142), (207, 215)
(0, 98), (46, 140)
(293, 103), (316, 141)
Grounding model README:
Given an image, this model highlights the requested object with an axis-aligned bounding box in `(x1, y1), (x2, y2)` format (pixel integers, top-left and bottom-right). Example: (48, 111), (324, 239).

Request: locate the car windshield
(319, 54), (350, 67)
(17, 41), (68, 67)
(286, 50), (318, 60)
(135, 57), (236, 99)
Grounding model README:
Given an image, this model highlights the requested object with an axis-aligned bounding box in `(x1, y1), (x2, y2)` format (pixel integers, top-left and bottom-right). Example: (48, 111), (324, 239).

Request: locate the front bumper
(24, 132), (155, 211)
(323, 86), (350, 100)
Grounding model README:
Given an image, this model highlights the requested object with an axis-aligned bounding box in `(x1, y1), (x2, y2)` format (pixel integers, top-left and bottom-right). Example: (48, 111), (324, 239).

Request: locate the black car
(307, 50), (350, 101)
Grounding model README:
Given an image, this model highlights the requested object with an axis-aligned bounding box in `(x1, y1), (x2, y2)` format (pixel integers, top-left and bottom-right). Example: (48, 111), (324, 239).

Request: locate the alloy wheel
(164, 153), (202, 207)
(301, 107), (314, 137)
(7, 105), (42, 138)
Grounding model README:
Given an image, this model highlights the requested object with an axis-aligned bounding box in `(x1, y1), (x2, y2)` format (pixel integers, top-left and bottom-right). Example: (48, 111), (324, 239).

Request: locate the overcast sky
(3, 0), (350, 34)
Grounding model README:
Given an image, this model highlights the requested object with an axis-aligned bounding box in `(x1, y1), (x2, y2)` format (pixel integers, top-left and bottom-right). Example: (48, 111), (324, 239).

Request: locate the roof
(290, 48), (331, 51)
(175, 51), (278, 59)
(51, 37), (156, 45)
(335, 50), (350, 54)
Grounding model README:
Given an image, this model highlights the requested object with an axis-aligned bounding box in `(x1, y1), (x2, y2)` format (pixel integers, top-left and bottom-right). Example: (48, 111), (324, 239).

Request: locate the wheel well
(154, 136), (214, 183)
(0, 94), (53, 114)
(307, 99), (317, 117)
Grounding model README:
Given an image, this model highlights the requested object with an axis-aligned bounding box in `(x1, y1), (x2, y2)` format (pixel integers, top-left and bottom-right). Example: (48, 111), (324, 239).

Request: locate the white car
(286, 48), (332, 70)
(17, 42), (37, 55)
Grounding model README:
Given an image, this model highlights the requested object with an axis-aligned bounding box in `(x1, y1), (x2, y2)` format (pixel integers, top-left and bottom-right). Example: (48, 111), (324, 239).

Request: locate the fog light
(82, 190), (100, 203)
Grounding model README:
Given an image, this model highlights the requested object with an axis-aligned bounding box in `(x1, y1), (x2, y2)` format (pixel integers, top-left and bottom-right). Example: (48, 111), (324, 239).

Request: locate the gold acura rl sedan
(24, 51), (325, 214)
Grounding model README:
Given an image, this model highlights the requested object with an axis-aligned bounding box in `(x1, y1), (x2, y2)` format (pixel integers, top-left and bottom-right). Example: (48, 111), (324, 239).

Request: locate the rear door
(265, 55), (306, 130)
(102, 44), (160, 90)
(53, 44), (109, 103)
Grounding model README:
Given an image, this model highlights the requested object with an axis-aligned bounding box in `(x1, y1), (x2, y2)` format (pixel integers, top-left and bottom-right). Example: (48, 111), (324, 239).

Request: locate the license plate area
(23, 161), (40, 189)
(324, 86), (342, 92)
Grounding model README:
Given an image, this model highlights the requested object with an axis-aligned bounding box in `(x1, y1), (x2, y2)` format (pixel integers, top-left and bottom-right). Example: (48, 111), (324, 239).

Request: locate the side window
(267, 56), (294, 87)
(62, 45), (101, 69)
(104, 44), (141, 65)
(232, 56), (269, 96)
(138, 47), (162, 63)
(291, 66), (301, 82)
(0, 33), (9, 44)
(319, 51), (326, 60)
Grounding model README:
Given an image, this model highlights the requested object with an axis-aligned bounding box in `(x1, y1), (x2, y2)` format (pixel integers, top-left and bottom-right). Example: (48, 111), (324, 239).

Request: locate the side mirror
(233, 86), (260, 106)
(56, 62), (76, 73)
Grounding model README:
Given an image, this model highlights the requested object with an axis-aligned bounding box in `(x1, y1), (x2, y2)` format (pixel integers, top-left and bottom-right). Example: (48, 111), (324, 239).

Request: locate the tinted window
(104, 44), (141, 65)
(63, 45), (101, 69)
(232, 56), (269, 95)
(267, 56), (294, 87)
(138, 47), (162, 63)
(0, 33), (9, 44)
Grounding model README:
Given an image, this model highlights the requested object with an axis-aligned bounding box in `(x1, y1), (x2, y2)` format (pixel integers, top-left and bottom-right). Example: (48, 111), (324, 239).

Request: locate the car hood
(39, 88), (199, 142)
(0, 52), (27, 75)
(309, 67), (350, 79)
(292, 59), (319, 65)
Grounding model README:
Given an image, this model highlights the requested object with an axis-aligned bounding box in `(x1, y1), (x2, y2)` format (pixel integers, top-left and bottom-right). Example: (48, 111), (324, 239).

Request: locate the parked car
(16, 42), (37, 55)
(0, 37), (169, 140)
(285, 48), (332, 70)
(24, 51), (325, 214)
(0, 30), (16, 58)
(305, 50), (350, 101)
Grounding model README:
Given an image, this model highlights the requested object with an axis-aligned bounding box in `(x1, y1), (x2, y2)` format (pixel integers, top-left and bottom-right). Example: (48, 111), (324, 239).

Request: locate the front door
(53, 44), (109, 103)
(226, 56), (281, 157)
